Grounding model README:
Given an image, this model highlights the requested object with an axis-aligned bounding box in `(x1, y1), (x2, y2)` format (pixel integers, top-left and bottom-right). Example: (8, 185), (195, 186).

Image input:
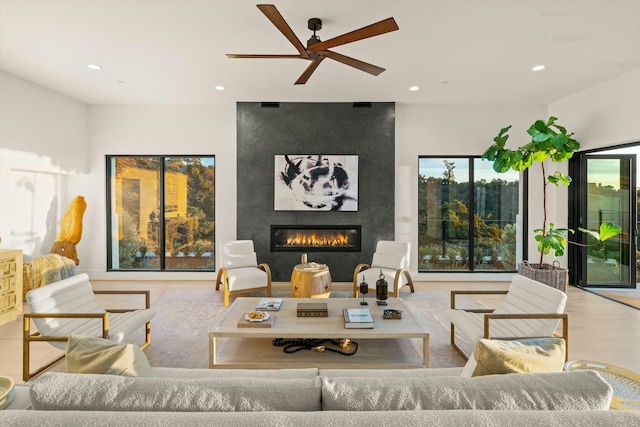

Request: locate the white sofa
(2, 367), (639, 426)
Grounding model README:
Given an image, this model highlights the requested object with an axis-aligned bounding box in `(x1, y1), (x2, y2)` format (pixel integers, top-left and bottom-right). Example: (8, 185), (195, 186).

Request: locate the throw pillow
(472, 337), (566, 377)
(65, 334), (152, 377)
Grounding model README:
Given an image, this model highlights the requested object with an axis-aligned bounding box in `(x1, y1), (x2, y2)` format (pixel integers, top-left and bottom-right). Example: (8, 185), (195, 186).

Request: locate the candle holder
(359, 275), (368, 306)
(376, 270), (388, 306)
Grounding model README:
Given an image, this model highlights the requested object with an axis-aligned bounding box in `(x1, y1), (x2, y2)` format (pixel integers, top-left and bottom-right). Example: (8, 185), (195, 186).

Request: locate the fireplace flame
(285, 232), (350, 247)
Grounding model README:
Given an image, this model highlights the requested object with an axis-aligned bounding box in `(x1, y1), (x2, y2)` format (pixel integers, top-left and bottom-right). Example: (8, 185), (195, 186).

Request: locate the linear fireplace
(270, 225), (361, 252)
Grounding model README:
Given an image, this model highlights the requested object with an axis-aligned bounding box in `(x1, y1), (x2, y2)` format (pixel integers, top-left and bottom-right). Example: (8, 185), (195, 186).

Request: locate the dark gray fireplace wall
(237, 102), (395, 282)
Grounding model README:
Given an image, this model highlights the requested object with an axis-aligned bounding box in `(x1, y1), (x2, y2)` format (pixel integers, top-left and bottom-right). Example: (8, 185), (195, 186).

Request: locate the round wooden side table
(290, 263), (332, 298)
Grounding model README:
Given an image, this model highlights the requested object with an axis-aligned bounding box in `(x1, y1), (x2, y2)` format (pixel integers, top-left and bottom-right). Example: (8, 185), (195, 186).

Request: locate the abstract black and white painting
(274, 155), (358, 211)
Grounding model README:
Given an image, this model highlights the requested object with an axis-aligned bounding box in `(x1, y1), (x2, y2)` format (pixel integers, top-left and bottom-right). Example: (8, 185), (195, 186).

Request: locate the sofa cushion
(65, 334), (152, 377)
(30, 372), (322, 412)
(151, 367), (319, 379)
(319, 368), (464, 378)
(472, 337), (566, 376)
(320, 370), (612, 411)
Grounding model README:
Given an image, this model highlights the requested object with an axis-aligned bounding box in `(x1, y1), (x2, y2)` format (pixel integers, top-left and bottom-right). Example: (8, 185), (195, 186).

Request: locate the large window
(418, 157), (519, 272)
(107, 156), (215, 271)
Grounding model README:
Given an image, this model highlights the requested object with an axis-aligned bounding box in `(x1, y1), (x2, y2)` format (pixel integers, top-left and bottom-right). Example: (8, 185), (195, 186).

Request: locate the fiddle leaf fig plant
(482, 116), (621, 267)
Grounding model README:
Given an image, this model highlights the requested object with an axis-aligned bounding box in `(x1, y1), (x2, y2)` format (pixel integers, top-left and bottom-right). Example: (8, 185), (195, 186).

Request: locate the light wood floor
(1, 279), (639, 385)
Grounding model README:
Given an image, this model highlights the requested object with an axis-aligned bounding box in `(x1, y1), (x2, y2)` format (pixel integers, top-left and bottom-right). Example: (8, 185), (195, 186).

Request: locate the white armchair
(23, 273), (155, 381)
(352, 240), (415, 298)
(215, 240), (272, 307)
(446, 274), (569, 360)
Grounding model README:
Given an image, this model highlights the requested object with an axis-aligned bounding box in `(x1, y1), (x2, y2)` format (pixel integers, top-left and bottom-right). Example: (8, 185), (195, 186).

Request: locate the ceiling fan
(226, 4), (399, 85)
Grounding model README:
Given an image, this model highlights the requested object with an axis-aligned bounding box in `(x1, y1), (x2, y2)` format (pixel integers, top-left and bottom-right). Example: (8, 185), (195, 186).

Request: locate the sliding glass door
(570, 153), (636, 287)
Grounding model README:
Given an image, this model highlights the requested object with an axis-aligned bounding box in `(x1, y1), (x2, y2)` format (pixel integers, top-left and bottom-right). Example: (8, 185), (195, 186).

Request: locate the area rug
(584, 288), (640, 311)
(139, 290), (481, 369)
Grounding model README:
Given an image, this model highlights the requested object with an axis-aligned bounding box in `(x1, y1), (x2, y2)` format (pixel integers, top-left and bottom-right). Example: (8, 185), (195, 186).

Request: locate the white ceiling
(1, 0), (638, 105)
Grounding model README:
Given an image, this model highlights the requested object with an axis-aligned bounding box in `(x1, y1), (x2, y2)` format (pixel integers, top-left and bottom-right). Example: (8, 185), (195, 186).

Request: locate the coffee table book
(237, 313), (275, 328)
(255, 298), (283, 311)
(343, 308), (374, 329)
(297, 302), (328, 317)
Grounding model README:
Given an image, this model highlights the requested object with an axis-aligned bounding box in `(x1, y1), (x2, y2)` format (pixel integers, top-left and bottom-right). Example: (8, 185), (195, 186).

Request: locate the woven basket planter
(518, 261), (568, 292)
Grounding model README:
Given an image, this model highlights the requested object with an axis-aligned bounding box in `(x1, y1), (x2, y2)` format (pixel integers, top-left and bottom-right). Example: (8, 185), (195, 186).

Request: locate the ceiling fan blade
(321, 51), (385, 76)
(307, 17), (399, 53)
(257, 4), (309, 58)
(295, 57), (326, 85)
(226, 54), (304, 59)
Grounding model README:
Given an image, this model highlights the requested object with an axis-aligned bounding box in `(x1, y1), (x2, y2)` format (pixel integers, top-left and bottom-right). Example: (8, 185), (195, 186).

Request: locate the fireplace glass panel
(271, 225), (361, 252)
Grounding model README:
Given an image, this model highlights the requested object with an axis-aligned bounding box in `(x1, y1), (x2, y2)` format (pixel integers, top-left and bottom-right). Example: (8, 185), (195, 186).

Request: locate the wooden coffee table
(209, 297), (430, 369)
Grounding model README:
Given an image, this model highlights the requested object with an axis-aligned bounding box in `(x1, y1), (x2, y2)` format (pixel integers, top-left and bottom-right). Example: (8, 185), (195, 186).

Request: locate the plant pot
(518, 261), (568, 292)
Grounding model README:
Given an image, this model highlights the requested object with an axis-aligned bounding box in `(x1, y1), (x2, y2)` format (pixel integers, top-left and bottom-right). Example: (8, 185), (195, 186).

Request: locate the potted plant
(482, 116), (621, 290)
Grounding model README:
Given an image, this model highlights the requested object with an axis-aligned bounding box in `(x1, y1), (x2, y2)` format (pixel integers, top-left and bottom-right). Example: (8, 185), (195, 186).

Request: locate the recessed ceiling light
(532, 65), (545, 71)
(215, 85), (226, 91)
(87, 64), (102, 70)
(409, 86), (420, 92)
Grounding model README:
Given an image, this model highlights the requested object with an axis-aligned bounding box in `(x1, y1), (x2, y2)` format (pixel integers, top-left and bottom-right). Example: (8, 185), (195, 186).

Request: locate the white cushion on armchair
(227, 267), (269, 291)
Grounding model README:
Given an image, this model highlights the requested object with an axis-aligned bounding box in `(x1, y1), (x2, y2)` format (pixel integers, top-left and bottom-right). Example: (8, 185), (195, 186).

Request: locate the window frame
(418, 155), (524, 273)
(106, 155), (215, 272)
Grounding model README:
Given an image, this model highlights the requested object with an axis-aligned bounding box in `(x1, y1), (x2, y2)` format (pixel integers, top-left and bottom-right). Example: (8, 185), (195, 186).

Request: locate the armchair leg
(449, 323), (470, 361)
(141, 321), (151, 350)
(224, 287), (230, 307)
(215, 269), (223, 291)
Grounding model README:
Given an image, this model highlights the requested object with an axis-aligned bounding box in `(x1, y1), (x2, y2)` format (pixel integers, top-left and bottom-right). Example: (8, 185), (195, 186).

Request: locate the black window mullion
(468, 158), (476, 272)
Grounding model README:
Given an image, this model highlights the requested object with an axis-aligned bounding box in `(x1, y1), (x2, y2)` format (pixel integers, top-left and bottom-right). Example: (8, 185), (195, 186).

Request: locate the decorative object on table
(565, 360), (640, 410)
(49, 195), (87, 265)
(383, 309), (403, 319)
(296, 302), (328, 317)
(359, 275), (369, 306)
(481, 117), (620, 291)
(343, 308), (374, 329)
(301, 253), (307, 266)
(303, 261), (326, 270)
(272, 338), (358, 356)
(255, 298), (283, 311)
(376, 270), (388, 305)
(237, 312), (275, 328)
(0, 375), (15, 410)
(274, 155), (359, 211)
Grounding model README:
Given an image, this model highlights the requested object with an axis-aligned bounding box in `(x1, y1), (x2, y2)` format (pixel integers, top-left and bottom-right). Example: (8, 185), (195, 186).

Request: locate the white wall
(0, 71), (88, 258)
(549, 69), (640, 150)
(395, 104), (547, 281)
(74, 105), (236, 280)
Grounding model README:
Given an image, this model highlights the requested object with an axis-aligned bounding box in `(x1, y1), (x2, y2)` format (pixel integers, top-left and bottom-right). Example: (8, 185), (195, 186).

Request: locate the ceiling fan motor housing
(308, 18), (322, 31)
(307, 18), (322, 48)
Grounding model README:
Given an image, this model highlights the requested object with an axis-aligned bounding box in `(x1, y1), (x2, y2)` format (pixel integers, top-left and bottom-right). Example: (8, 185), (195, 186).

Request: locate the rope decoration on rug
(272, 338), (358, 356)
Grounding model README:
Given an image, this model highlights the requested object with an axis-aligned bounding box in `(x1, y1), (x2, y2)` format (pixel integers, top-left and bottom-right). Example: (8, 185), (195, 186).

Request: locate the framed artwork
(274, 154), (358, 211)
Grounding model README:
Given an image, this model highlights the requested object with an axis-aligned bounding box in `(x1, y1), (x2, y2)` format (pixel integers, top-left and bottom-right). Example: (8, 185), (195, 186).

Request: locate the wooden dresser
(0, 249), (23, 327)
